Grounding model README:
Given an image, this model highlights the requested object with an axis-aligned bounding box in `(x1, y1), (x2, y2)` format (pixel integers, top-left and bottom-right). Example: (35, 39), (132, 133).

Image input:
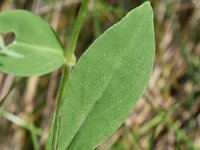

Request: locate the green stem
(30, 124), (40, 150)
(65, 0), (90, 66)
(52, 0), (90, 149)
(1, 111), (42, 135)
(1, 111), (41, 150)
(52, 67), (70, 150)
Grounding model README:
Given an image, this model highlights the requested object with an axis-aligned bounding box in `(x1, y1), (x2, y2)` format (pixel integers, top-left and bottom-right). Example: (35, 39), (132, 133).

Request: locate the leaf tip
(143, 1), (151, 6)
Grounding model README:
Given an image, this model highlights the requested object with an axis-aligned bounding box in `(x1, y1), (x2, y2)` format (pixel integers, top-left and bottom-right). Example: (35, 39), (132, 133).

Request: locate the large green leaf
(47, 2), (155, 150)
(0, 10), (65, 76)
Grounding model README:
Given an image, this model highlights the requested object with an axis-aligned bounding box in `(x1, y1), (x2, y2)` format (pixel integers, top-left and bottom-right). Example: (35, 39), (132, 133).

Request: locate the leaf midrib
(64, 13), (147, 149)
(8, 41), (65, 60)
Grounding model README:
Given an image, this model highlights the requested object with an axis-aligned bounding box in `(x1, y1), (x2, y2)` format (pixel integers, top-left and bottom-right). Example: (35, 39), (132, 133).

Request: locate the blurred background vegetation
(0, 0), (200, 149)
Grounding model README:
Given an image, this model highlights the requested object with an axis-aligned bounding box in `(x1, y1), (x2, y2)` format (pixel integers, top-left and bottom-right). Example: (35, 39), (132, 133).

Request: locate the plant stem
(65, 0), (90, 66)
(1, 111), (41, 150)
(1, 111), (42, 135)
(29, 123), (40, 150)
(52, 67), (70, 150)
(52, 0), (90, 149)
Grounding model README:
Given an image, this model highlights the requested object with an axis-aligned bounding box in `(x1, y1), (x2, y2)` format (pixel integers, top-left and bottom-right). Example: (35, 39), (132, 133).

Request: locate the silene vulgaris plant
(0, 1), (155, 150)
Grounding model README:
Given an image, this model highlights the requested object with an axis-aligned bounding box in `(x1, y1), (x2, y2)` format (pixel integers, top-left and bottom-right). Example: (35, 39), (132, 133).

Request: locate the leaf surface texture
(47, 2), (155, 150)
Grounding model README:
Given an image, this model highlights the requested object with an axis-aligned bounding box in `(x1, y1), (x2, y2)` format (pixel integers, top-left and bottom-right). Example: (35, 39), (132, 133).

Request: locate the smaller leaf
(0, 10), (66, 76)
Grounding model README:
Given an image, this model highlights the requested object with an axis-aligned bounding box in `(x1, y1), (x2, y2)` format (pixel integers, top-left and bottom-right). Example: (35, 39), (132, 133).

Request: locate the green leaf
(0, 10), (65, 76)
(47, 2), (155, 150)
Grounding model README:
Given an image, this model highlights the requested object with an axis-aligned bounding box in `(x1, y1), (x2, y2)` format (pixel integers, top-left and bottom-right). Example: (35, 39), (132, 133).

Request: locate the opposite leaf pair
(0, 2), (155, 150)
